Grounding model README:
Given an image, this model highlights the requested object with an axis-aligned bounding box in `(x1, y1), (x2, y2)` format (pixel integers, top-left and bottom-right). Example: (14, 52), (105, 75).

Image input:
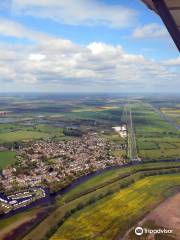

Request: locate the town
(0, 131), (127, 213)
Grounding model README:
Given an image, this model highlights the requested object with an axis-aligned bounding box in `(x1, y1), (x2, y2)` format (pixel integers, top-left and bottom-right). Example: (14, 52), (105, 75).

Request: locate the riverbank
(1, 159), (180, 220)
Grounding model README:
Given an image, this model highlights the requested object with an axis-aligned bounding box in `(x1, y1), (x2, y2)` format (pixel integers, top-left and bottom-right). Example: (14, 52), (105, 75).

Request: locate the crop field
(50, 174), (180, 240)
(66, 107), (124, 124)
(0, 95), (180, 240)
(72, 105), (119, 113)
(0, 151), (17, 168)
(0, 124), (68, 143)
(0, 130), (50, 142)
(161, 108), (180, 125)
(62, 161), (180, 202)
(131, 102), (180, 160)
(21, 162), (180, 240)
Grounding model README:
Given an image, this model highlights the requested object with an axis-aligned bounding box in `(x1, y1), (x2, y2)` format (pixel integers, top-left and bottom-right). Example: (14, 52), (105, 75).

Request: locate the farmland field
(0, 0), (180, 236)
(22, 162), (180, 240)
(50, 174), (180, 240)
(0, 151), (17, 168)
(0, 94), (179, 240)
(0, 130), (50, 142)
(0, 124), (69, 143)
(66, 107), (124, 124)
(131, 102), (180, 160)
(161, 108), (180, 125)
(62, 161), (180, 202)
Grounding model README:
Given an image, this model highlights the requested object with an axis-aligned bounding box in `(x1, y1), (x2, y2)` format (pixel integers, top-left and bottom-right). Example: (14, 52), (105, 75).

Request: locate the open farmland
(50, 174), (180, 240)
(161, 108), (180, 125)
(0, 95), (180, 240)
(0, 124), (69, 143)
(66, 107), (124, 125)
(126, 193), (180, 240)
(131, 102), (180, 160)
(0, 151), (17, 168)
(0, 130), (50, 142)
(21, 162), (180, 240)
(62, 161), (180, 202)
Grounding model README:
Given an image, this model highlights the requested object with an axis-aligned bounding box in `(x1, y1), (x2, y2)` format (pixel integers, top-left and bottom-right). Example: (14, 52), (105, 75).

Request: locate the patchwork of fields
(50, 174), (180, 240)
(0, 124), (66, 143)
(161, 108), (180, 125)
(20, 161), (180, 240)
(0, 95), (180, 240)
(131, 102), (180, 160)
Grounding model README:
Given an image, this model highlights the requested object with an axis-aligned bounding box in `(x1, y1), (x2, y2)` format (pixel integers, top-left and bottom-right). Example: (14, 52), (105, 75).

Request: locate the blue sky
(0, 0), (179, 92)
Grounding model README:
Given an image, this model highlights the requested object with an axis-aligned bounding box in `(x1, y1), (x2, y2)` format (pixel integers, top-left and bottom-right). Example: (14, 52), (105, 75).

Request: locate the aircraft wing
(140, 0), (180, 52)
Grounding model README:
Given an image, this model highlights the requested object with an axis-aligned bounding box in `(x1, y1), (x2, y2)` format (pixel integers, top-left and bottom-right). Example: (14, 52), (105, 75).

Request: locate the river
(1, 159), (180, 220)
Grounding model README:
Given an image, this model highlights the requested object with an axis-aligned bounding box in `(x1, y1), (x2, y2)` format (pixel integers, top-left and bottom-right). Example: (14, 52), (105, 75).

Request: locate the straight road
(150, 104), (180, 131)
(128, 104), (138, 161)
(122, 102), (139, 162)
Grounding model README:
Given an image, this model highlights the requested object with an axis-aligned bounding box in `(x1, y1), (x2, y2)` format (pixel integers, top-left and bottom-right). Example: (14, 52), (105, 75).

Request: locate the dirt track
(144, 192), (180, 238)
(123, 192), (180, 240)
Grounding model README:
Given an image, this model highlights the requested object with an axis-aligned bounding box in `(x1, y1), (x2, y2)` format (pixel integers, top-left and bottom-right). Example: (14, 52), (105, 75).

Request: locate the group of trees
(63, 128), (83, 137)
(3, 141), (21, 150)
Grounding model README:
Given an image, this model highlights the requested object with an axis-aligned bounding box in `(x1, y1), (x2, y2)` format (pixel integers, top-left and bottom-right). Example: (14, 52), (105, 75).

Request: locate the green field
(62, 161), (180, 202)
(65, 106), (123, 123)
(51, 174), (180, 240)
(0, 97), (180, 240)
(132, 102), (180, 160)
(72, 105), (119, 113)
(161, 108), (180, 125)
(0, 151), (17, 168)
(0, 130), (50, 142)
(21, 162), (180, 240)
(0, 124), (67, 143)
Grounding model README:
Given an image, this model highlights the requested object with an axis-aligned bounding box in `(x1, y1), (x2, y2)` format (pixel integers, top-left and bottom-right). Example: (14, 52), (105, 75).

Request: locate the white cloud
(29, 53), (46, 61)
(12, 0), (137, 28)
(133, 23), (168, 39)
(0, 39), (179, 92)
(0, 3), (178, 92)
(164, 57), (180, 66)
(0, 17), (50, 41)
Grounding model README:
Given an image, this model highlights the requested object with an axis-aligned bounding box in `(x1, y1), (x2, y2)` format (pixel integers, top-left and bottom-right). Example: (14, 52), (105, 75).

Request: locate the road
(122, 102), (139, 162)
(128, 104), (139, 161)
(151, 104), (180, 131)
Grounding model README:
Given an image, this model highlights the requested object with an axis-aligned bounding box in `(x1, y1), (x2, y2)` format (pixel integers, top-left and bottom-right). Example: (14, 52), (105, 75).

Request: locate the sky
(0, 0), (179, 93)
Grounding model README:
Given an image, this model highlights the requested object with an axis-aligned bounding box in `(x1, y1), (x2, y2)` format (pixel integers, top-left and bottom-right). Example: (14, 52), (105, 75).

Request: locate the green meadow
(132, 102), (180, 160)
(0, 124), (66, 143)
(66, 106), (124, 123)
(0, 151), (17, 168)
(62, 161), (180, 202)
(0, 130), (50, 142)
(161, 107), (180, 125)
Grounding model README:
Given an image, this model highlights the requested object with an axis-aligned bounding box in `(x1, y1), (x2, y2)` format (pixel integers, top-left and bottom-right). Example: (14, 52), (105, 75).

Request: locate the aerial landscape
(0, 93), (180, 240)
(0, 0), (180, 239)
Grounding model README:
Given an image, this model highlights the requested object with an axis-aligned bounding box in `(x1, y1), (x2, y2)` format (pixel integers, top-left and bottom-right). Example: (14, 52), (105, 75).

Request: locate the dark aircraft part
(140, 0), (180, 52)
